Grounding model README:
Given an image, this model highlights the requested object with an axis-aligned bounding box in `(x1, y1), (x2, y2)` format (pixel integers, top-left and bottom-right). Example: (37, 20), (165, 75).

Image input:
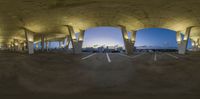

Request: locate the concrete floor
(0, 51), (200, 98)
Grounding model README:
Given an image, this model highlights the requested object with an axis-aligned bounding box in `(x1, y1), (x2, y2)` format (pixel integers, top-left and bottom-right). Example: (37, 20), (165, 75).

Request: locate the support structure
(119, 25), (135, 55)
(66, 25), (85, 54)
(197, 38), (200, 50)
(35, 43), (39, 50)
(131, 30), (137, 50)
(59, 41), (62, 48)
(41, 34), (45, 51)
(176, 27), (193, 54)
(191, 38), (200, 51)
(45, 37), (49, 51)
(65, 35), (70, 49)
(25, 29), (34, 54)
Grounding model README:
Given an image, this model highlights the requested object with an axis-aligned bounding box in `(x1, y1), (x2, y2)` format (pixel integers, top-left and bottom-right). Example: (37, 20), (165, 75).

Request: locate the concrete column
(22, 42), (26, 51)
(10, 42), (14, 51)
(59, 41), (62, 48)
(197, 38), (200, 51)
(13, 39), (18, 52)
(41, 34), (45, 51)
(191, 38), (200, 51)
(65, 35), (70, 49)
(62, 39), (65, 48)
(191, 41), (198, 51)
(45, 37), (49, 51)
(176, 27), (192, 54)
(131, 30), (137, 51)
(66, 25), (85, 54)
(19, 42), (23, 52)
(46, 41), (49, 51)
(176, 31), (184, 54)
(13, 39), (23, 52)
(119, 25), (134, 55)
(25, 30), (34, 54)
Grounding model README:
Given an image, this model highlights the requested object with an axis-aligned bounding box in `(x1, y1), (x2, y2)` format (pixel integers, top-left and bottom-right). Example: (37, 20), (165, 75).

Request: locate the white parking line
(81, 53), (96, 60)
(165, 53), (179, 59)
(118, 53), (133, 58)
(118, 52), (146, 59)
(154, 52), (157, 61)
(132, 53), (146, 58)
(106, 53), (111, 63)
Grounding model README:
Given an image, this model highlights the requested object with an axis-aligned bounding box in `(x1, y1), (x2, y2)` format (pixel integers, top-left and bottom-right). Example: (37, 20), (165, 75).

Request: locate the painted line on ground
(154, 52), (157, 61)
(118, 53), (133, 58)
(165, 53), (179, 59)
(81, 53), (96, 60)
(106, 53), (111, 63)
(118, 52), (146, 59)
(132, 52), (146, 59)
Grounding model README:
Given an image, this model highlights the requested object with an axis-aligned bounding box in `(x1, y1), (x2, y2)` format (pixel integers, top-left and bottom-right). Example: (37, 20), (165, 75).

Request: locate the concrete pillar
(191, 41), (197, 51)
(13, 39), (23, 52)
(46, 41), (49, 51)
(22, 42), (26, 51)
(176, 31), (185, 54)
(62, 40), (65, 48)
(25, 30), (34, 54)
(10, 42), (14, 51)
(66, 25), (85, 54)
(191, 38), (200, 51)
(41, 34), (45, 51)
(119, 25), (134, 55)
(13, 39), (18, 52)
(59, 41), (62, 48)
(131, 30), (137, 51)
(36, 43), (39, 50)
(45, 37), (49, 51)
(176, 27), (192, 54)
(197, 38), (200, 51)
(65, 35), (70, 49)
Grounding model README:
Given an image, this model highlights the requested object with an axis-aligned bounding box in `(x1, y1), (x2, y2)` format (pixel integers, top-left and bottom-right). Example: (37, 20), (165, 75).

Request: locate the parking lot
(0, 51), (200, 98)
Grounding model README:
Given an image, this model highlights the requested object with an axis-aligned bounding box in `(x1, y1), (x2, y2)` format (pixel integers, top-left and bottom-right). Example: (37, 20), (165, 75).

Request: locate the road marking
(118, 52), (146, 59)
(154, 52), (157, 61)
(81, 53), (96, 60)
(118, 53), (133, 58)
(106, 53), (111, 63)
(165, 53), (179, 59)
(132, 52), (146, 58)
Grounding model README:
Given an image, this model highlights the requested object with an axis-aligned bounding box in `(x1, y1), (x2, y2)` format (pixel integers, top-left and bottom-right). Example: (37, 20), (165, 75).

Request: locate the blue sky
(83, 27), (191, 49)
(35, 27), (192, 49)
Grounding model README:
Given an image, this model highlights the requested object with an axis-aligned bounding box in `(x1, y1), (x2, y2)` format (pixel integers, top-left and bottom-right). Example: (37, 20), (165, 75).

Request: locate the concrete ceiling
(1, 0), (200, 44)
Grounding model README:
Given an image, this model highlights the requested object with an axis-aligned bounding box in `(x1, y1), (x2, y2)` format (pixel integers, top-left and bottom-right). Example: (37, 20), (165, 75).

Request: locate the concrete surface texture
(1, 51), (200, 98)
(1, 0), (200, 44)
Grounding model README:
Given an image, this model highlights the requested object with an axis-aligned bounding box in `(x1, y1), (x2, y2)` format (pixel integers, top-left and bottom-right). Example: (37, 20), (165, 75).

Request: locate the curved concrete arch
(1, 0), (200, 53)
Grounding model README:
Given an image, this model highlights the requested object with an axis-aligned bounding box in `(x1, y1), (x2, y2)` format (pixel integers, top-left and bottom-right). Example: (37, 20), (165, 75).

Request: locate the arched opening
(33, 27), (193, 53)
(82, 26), (125, 53)
(135, 28), (192, 52)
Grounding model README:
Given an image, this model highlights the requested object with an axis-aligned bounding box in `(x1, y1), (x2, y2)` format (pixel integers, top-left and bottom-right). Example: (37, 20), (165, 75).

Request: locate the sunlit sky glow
(82, 27), (124, 48)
